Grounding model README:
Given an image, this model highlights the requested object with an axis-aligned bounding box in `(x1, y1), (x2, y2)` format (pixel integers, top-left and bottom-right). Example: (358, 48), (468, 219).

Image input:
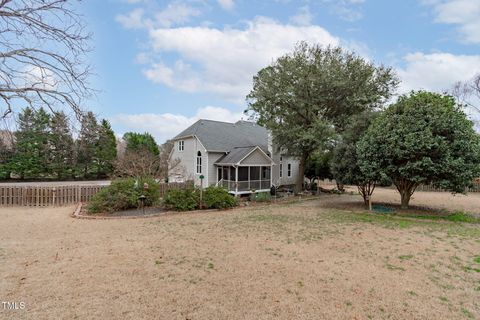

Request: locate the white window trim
(178, 140), (185, 151)
(287, 163), (292, 177)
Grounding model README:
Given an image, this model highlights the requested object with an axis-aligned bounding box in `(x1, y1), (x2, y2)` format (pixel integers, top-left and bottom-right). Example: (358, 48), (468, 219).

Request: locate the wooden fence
(0, 181), (193, 207)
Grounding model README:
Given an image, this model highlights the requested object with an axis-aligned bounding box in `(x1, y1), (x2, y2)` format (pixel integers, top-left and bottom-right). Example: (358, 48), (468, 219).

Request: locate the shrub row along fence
(0, 181), (193, 207)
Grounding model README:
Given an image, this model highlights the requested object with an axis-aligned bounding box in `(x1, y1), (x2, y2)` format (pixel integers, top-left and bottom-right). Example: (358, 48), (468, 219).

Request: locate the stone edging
(71, 203), (228, 220)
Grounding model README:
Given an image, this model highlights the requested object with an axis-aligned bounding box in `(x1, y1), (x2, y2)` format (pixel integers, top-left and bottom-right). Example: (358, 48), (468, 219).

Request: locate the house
(168, 119), (300, 195)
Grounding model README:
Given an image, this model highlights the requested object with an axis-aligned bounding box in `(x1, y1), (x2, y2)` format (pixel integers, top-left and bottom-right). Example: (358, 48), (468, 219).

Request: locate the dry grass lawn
(1, 190), (480, 319)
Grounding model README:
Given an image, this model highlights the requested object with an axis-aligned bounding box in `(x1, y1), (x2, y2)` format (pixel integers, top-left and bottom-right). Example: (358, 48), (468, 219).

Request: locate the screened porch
(216, 165), (272, 194)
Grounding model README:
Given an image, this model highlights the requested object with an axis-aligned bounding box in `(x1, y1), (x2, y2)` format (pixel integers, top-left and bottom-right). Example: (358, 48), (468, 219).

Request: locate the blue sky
(79, 0), (480, 143)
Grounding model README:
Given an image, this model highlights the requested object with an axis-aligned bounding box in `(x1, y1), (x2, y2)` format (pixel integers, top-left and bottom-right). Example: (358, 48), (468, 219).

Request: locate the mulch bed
(72, 204), (170, 219)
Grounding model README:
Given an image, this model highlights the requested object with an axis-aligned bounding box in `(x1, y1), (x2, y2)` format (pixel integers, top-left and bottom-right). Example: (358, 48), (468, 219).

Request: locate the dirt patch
(1, 193), (479, 319)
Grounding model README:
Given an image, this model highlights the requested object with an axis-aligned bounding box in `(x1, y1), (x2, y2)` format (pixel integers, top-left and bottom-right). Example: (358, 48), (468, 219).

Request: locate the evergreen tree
(123, 132), (160, 156)
(358, 91), (480, 208)
(49, 111), (74, 179)
(11, 107), (51, 179)
(0, 131), (14, 180)
(95, 119), (117, 178)
(76, 111), (99, 179)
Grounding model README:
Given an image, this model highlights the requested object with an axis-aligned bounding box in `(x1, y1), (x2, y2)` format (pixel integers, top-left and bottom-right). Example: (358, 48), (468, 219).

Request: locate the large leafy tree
(331, 111), (381, 205)
(247, 42), (398, 190)
(358, 91), (480, 209)
(10, 107), (50, 178)
(49, 111), (74, 179)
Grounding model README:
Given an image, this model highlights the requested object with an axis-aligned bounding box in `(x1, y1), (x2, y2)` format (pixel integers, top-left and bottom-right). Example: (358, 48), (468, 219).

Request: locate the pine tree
(11, 107), (51, 179)
(76, 111), (99, 179)
(0, 131), (14, 180)
(49, 111), (74, 179)
(95, 119), (117, 178)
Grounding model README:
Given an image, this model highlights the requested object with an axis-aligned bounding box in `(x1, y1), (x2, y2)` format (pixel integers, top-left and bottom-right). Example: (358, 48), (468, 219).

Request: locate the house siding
(168, 136), (208, 186)
(241, 149), (272, 165)
(271, 152), (300, 187)
(207, 152), (225, 186)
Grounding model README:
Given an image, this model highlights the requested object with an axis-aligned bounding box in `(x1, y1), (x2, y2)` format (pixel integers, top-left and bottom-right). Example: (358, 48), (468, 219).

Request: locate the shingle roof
(214, 146), (256, 165)
(173, 119), (269, 152)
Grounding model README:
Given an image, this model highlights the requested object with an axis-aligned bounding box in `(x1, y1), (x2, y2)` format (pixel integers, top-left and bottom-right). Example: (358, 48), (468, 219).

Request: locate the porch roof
(214, 146), (274, 166)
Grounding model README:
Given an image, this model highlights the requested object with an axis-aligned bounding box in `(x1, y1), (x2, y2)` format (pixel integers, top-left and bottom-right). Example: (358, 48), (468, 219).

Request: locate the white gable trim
(237, 146), (275, 166)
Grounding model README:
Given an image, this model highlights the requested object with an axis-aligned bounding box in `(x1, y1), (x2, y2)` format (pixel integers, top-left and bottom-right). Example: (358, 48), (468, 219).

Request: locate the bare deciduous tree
(115, 148), (181, 180)
(0, 0), (92, 119)
(451, 73), (480, 113)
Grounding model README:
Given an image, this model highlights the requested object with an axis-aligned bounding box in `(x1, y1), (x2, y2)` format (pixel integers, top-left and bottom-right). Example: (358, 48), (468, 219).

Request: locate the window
(279, 155), (283, 178)
(287, 163), (292, 177)
(196, 151), (202, 174)
(178, 140), (184, 151)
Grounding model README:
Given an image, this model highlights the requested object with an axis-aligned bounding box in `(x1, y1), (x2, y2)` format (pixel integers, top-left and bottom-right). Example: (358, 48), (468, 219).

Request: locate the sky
(79, 0), (480, 143)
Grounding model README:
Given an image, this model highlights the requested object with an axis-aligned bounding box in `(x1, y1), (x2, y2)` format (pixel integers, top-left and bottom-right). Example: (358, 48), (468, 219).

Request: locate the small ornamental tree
(331, 112), (381, 206)
(357, 91), (480, 209)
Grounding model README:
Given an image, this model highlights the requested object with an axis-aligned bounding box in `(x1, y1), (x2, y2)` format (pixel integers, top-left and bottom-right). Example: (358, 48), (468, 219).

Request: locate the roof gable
(174, 119), (269, 152)
(215, 146), (274, 166)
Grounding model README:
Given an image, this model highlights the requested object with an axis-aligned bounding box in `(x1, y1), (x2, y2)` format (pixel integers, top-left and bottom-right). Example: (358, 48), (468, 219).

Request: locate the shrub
(250, 192), (271, 202)
(203, 186), (238, 209)
(164, 187), (199, 211)
(87, 177), (160, 214)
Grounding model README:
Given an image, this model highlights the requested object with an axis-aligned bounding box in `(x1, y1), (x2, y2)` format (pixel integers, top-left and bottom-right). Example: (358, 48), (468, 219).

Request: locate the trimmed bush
(163, 187), (199, 211)
(87, 177), (160, 214)
(203, 186), (238, 209)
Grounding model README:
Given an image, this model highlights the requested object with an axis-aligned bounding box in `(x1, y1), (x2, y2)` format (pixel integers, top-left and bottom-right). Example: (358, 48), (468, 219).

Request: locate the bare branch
(0, 0), (92, 119)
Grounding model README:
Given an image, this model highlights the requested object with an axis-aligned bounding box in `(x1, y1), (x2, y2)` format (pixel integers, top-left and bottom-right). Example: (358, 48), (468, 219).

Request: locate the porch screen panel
(238, 167), (249, 181)
(261, 166), (271, 179)
(249, 167), (260, 190)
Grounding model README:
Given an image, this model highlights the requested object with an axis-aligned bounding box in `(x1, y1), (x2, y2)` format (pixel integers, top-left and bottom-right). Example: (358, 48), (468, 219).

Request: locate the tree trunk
(400, 191), (411, 209)
(296, 154), (307, 193)
(358, 181), (375, 208)
(337, 180), (345, 192)
(395, 179), (418, 209)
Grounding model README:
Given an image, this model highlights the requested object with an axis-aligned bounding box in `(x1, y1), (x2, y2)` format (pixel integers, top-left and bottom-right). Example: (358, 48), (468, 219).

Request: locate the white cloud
(397, 52), (480, 93)
(110, 106), (244, 143)
(144, 17), (340, 102)
(322, 0), (365, 22)
(116, 2), (201, 30)
(217, 0), (235, 11)
(116, 8), (146, 29)
(155, 2), (201, 27)
(289, 6), (313, 26)
(423, 0), (480, 43)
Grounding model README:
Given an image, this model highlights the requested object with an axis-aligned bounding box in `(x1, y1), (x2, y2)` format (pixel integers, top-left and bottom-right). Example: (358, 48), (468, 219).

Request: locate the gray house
(168, 119), (300, 195)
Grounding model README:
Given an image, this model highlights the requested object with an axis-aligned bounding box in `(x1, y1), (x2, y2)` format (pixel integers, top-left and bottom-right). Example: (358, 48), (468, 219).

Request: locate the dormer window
(178, 140), (184, 151)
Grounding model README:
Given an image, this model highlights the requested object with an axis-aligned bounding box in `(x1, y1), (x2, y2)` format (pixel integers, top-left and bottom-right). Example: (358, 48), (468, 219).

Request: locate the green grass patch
(473, 256), (480, 264)
(398, 255), (414, 261)
(406, 211), (479, 223)
(385, 263), (406, 271)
